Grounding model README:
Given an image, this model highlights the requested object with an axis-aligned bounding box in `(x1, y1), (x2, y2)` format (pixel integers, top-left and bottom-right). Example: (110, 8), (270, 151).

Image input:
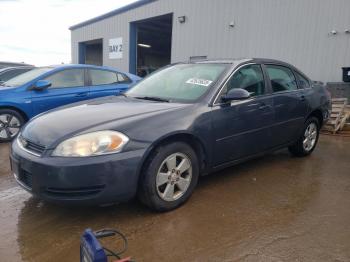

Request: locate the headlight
(52, 131), (129, 157)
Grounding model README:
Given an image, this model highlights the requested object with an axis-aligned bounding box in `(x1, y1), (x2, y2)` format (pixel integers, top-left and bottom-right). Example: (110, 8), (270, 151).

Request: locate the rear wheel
(288, 117), (319, 157)
(138, 142), (199, 211)
(0, 109), (24, 142)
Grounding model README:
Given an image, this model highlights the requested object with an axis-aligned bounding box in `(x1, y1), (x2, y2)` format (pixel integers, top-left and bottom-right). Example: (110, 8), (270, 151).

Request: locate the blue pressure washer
(80, 228), (133, 262)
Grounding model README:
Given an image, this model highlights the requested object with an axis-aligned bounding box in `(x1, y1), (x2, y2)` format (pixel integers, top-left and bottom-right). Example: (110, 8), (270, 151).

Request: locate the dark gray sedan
(10, 58), (331, 211)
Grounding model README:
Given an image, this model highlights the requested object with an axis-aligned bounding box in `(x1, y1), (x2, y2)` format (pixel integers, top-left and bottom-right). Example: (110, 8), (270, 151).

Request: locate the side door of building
(211, 63), (275, 166)
(263, 64), (308, 147)
(88, 69), (131, 99)
(31, 68), (90, 115)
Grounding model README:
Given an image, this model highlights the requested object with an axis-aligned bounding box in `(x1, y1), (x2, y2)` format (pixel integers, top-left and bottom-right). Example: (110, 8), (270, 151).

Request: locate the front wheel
(0, 109), (24, 142)
(288, 117), (319, 157)
(138, 142), (199, 212)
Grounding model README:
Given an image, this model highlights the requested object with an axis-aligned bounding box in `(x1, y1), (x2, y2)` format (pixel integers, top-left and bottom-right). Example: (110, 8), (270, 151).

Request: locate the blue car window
(224, 64), (265, 97)
(4, 67), (51, 87)
(89, 69), (118, 85)
(0, 68), (33, 82)
(45, 69), (84, 88)
(117, 73), (131, 83)
(266, 65), (298, 92)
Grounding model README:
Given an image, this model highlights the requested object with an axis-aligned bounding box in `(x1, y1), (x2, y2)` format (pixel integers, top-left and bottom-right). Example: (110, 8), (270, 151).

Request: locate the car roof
(192, 58), (293, 65)
(45, 64), (120, 71)
(0, 66), (35, 72)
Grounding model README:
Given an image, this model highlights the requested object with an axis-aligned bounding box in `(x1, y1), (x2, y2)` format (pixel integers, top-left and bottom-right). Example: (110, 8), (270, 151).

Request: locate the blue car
(0, 64), (140, 141)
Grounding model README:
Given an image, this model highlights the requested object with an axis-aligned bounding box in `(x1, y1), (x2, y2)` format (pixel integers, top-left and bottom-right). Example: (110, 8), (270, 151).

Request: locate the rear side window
(89, 69), (118, 85)
(266, 65), (297, 92)
(295, 71), (310, 89)
(117, 73), (131, 83)
(224, 64), (265, 97)
(45, 69), (85, 88)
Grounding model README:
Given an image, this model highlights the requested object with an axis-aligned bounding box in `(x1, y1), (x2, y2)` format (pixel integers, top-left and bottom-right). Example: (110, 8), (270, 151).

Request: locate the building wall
(71, 0), (350, 82)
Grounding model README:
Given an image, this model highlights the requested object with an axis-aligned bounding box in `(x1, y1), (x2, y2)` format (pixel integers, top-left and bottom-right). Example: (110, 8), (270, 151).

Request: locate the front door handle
(299, 95), (306, 101)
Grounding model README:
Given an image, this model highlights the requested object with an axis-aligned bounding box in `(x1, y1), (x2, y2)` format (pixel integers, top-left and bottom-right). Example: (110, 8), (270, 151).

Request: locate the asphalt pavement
(0, 135), (349, 262)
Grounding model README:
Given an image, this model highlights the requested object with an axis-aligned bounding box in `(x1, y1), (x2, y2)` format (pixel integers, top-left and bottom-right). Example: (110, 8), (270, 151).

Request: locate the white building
(70, 0), (350, 82)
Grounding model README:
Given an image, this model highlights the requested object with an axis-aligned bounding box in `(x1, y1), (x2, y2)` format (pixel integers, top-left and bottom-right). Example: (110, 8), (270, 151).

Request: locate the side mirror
(221, 88), (250, 102)
(33, 80), (51, 91)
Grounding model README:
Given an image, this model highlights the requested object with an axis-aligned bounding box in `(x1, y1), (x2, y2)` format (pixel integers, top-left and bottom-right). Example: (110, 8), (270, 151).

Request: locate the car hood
(21, 96), (190, 147)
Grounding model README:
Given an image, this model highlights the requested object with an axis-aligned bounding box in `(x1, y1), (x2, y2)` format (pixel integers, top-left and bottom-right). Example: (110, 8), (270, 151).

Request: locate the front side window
(45, 69), (85, 88)
(295, 71), (310, 89)
(126, 63), (228, 102)
(223, 64), (265, 97)
(266, 65), (297, 92)
(90, 69), (118, 85)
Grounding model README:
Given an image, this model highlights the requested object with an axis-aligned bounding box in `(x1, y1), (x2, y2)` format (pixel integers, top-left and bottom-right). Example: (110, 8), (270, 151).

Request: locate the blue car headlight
(52, 131), (129, 157)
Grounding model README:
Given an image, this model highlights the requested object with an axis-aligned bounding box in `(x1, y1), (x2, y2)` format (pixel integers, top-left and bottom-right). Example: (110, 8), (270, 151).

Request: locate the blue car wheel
(0, 109), (24, 142)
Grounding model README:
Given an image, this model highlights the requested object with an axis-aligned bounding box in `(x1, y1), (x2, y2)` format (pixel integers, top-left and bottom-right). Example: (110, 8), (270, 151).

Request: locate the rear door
(31, 68), (89, 115)
(88, 69), (131, 99)
(264, 64), (308, 146)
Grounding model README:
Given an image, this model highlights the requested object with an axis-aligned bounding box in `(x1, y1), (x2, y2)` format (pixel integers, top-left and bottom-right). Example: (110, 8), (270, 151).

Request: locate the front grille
(18, 135), (46, 156)
(45, 185), (105, 198)
(19, 170), (33, 189)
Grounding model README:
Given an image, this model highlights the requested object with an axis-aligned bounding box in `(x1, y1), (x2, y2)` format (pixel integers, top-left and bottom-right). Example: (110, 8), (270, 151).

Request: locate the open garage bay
(0, 135), (349, 261)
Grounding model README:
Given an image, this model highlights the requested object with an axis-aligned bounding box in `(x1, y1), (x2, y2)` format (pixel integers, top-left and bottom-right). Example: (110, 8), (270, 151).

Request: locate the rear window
(266, 65), (298, 92)
(89, 69), (118, 85)
(295, 71), (310, 89)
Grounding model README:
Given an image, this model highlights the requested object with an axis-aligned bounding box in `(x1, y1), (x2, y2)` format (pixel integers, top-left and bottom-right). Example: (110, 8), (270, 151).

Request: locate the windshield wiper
(134, 96), (170, 102)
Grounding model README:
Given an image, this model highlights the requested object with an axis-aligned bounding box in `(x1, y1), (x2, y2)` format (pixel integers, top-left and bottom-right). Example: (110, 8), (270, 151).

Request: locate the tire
(0, 109), (25, 142)
(288, 117), (319, 157)
(138, 142), (199, 212)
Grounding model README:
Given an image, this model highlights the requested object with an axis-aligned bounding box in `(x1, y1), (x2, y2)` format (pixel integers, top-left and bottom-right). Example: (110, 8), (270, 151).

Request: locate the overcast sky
(0, 0), (137, 66)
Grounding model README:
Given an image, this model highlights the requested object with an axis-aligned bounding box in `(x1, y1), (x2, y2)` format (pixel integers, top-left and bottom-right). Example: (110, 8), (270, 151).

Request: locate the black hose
(94, 228), (129, 259)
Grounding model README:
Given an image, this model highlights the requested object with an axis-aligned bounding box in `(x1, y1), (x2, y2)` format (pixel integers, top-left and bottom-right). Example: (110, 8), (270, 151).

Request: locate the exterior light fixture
(138, 43), (151, 48)
(178, 16), (186, 23)
(345, 29), (350, 34)
(330, 30), (338, 35)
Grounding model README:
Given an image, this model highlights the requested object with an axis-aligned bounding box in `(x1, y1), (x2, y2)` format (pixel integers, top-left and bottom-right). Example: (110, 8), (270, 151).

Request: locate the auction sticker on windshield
(186, 78), (213, 87)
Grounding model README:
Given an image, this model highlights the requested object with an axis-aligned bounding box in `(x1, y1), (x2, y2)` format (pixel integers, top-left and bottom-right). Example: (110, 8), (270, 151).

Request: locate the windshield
(126, 63), (228, 102)
(3, 67), (52, 87)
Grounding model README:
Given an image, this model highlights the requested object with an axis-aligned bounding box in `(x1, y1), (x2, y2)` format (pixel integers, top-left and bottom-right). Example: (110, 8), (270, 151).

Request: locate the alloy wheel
(0, 114), (21, 139)
(156, 152), (192, 202)
(303, 122), (317, 152)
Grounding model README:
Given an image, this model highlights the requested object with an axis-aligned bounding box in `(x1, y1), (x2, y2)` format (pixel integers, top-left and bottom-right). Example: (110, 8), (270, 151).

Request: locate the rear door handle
(259, 103), (271, 110)
(297, 92), (306, 101)
(75, 92), (88, 97)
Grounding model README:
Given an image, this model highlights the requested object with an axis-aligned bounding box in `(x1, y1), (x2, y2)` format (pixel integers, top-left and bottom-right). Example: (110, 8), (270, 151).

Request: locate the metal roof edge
(69, 0), (155, 31)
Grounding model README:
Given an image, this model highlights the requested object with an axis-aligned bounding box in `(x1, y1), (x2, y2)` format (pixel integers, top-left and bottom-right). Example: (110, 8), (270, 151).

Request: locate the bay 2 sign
(109, 37), (123, 59)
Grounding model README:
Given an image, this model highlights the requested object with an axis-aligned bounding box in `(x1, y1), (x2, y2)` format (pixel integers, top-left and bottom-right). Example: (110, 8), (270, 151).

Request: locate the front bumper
(10, 140), (146, 205)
